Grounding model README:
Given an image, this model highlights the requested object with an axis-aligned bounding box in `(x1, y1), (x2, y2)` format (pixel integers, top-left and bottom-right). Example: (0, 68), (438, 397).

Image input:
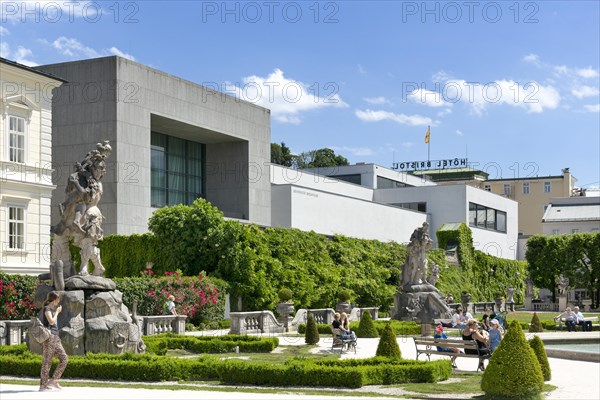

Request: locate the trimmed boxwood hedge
(143, 333), (279, 354)
(0, 345), (451, 388)
(298, 320), (421, 336)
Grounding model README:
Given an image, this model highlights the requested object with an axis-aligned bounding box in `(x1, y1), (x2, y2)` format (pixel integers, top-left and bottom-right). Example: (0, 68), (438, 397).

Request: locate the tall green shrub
(529, 312), (544, 333)
(529, 335), (551, 381)
(356, 311), (379, 338)
(481, 320), (544, 399)
(375, 323), (401, 358)
(304, 314), (320, 345)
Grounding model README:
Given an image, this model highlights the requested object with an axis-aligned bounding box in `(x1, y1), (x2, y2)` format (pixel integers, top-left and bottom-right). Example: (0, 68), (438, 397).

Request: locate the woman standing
(39, 291), (69, 392)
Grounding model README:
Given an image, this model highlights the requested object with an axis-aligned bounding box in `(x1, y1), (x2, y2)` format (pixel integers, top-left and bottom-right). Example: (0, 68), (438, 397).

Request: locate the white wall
(542, 221), (600, 235)
(271, 184), (427, 243)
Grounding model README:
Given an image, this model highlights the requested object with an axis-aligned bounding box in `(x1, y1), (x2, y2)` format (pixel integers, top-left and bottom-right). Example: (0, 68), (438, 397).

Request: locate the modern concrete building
(542, 196), (600, 235)
(0, 58), (65, 274)
(38, 56), (271, 235)
(272, 163), (518, 259)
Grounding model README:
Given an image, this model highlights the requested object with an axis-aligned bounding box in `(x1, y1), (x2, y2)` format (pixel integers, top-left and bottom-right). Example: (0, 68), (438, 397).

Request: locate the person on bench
(555, 307), (577, 332)
(339, 312), (357, 341)
(462, 319), (490, 371)
(574, 306), (593, 332)
(434, 325), (461, 367)
(452, 308), (467, 329)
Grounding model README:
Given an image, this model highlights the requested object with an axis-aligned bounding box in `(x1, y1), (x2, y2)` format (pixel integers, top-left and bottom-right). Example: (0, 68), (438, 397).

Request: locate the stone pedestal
(558, 295), (567, 312)
(393, 283), (452, 323)
(421, 323), (432, 337)
(524, 296), (532, 311)
(505, 302), (515, 312)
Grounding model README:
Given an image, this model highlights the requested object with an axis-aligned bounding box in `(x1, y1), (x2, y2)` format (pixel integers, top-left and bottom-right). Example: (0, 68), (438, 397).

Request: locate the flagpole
(427, 125), (430, 162)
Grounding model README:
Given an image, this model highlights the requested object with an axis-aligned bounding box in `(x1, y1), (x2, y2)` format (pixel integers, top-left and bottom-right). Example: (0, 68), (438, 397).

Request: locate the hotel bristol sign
(392, 158), (468, 172)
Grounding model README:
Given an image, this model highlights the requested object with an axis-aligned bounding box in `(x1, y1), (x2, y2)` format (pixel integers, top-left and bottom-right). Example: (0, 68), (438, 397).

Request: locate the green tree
(375, 323), (401, 358)
(356, 310), (379, 338)
(293, 148), (349, 169)
(304, 314), (320, 344)
(529, 336), (551, 381)
(271, 142), (293, 167)
(481, 320), (544, 399)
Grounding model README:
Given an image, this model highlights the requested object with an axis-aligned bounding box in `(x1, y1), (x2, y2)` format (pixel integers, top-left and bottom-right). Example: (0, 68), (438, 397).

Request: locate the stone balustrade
(532, 302), (559, 312)
(229, 311), (285, 334)
(0, 315), (187, 346)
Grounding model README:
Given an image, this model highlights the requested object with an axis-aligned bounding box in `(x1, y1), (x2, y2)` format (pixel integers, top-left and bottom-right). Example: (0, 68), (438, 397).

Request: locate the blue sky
(1, 1), (599, 188)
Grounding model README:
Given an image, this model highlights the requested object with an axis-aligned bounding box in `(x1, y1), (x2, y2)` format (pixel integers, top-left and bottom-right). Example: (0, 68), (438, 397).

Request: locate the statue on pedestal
(393, 222), (451, 323)
(556, 274), (569, 296)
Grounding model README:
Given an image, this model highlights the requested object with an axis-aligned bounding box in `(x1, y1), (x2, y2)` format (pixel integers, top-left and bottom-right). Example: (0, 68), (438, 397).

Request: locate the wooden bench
(331, 328), (357, 354)
(433, 319), (463, 336)
(414, 337), (490, 371)
(555, 316), (597, 331)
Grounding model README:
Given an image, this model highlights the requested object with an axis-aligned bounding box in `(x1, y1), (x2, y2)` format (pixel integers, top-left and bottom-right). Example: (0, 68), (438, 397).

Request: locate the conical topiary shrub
(529, 335), (551, 381)
(305, 314), (320, 345)
(481, 320), (544, 399)
(375, 322), (401, 358)
(356, 310), (379, 338)
(529, 312), (544, 333)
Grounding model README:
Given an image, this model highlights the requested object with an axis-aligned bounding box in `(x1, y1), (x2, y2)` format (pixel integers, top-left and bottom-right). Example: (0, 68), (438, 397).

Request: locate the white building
(271, 163), (519, 259)
(542, 196), (600, 235)
(0, 58), (65, 274)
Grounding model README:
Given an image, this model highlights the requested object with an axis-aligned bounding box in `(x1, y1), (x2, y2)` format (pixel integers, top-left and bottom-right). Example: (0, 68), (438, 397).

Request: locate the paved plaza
(1, 330), (598, 400)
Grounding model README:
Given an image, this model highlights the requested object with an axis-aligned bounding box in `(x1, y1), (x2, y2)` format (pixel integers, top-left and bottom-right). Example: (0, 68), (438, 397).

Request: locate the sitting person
(339, 312), (357, 340)
(573, 306), (592, 332)
(452, 308), (467, 329)
(434, 325), (461, 367)
(488, 318), (503, 353)
(462, 319), (490, 371)
(555, 307), (577, 332)
(481, 307), (492, 331)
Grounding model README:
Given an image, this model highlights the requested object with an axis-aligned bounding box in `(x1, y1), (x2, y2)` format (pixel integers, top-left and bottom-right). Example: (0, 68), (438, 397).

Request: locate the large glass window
(468, 202), (507, 233)
(9, 116), (25, 163)
(377, 176), (408, 189)
(151, 132), (205, 208)
(332, 174), (361, 185)
(8, 206), (25, 249)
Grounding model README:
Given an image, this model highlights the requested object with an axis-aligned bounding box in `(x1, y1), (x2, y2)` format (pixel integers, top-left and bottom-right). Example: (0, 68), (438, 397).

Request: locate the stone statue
(525, 276), (533, 298)
(427, 262), (440, 286)
(394, 222), (451, 323)
(506, 287), (515, 303)
(52, 141), (111, 277)
(556, 274), (569, 296)
(400, 222), (434, 287)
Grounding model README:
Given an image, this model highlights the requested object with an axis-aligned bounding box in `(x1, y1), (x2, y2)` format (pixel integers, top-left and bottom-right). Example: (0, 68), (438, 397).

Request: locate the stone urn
(276, 302), (295, 316)
(494, 297), (504, 312)
(582, 299), (592, 312)
(460, 292), (471, 310)
(336, 301), (352, 314)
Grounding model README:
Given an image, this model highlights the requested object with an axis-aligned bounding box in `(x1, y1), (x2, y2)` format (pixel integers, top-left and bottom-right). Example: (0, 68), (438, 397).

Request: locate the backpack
(163, 301), (170, 315)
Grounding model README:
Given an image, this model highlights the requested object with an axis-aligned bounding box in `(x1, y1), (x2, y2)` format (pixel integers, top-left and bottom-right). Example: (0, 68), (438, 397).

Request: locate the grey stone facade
(38, 56), (271, 235)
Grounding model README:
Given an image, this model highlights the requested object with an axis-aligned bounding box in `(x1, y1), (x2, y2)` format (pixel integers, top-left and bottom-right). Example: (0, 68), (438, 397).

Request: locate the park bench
(433, 319), (463, 335)
(414, 337), (490, 371)
(555, 316), (598, 331)
(331, 328), (357, 354)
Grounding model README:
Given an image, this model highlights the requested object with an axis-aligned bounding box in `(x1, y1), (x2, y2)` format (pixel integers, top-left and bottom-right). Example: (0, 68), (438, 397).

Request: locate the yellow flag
(425, 126), (430, 143)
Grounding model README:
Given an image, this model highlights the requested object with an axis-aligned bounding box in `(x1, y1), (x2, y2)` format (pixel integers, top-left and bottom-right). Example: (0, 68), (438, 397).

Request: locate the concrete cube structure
(38, 56), (271, 235)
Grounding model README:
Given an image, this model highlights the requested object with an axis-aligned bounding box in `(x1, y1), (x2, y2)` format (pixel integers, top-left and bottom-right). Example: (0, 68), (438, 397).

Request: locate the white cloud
(576, 67), (599, 79)
(364, 96), (392, 105)
(571, 86), (600, 99)
(51, 36), (135, 61)
(226, 69), (348, 124)
(408, 88), (452, 108)
(523, 54), (541, 66)
(14, 46), (37, 66)
(437, 78), (560, 114)
(437, 108), (452, 117)
(584, 104), (600, 113)
(456, 130), (463, 136)
(0, 42), (9, 58)
(0, 42), (36, 65)
(400, 142), (414, 148)
(0, 26), (9, 36)
(355, 109), (434, 127)
(357, 64), (367, 75)
(332, 146), (374, 156)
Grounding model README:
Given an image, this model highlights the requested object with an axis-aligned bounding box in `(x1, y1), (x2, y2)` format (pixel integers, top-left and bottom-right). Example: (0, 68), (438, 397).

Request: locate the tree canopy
(270, 142), (294, 167)
(294, 147), (349, 168)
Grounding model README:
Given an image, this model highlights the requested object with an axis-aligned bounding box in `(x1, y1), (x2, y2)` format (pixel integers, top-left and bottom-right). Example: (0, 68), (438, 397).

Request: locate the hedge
(143, 334), (279, 354)
(0, 345), (451, 388)
(297, 320), (421, 336)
